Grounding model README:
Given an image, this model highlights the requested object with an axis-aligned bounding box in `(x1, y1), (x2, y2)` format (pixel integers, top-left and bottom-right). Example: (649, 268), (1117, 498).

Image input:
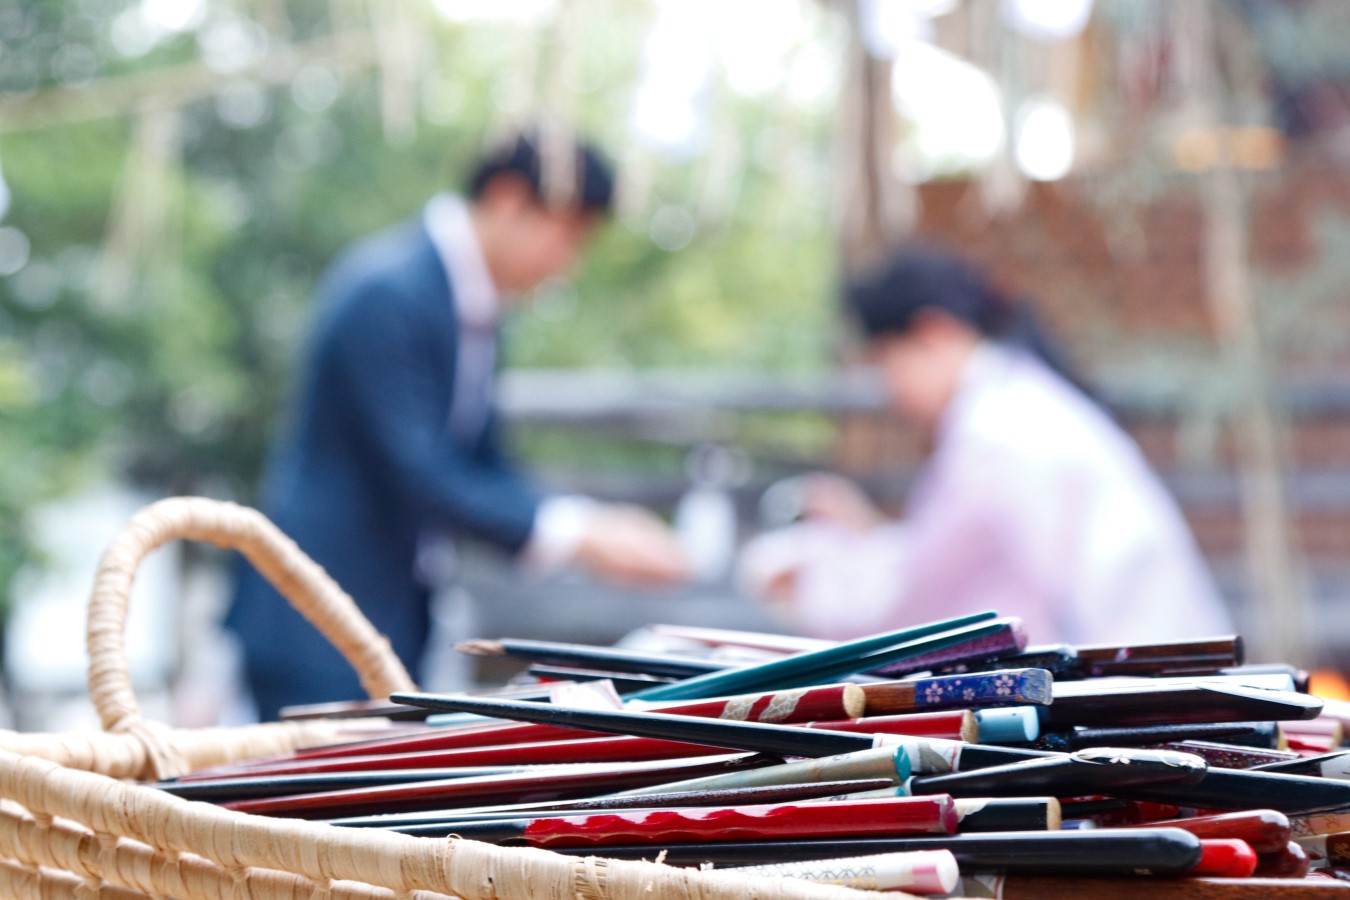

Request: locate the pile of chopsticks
(161, 611), (1350, 898)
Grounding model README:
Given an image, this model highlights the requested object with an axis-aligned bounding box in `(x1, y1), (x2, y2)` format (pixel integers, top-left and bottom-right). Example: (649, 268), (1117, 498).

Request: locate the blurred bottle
(756, 474), (811, 529)
(674, 444), (747, 582)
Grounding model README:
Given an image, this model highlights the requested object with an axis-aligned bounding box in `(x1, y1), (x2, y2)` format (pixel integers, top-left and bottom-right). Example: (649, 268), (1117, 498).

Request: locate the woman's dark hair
(844, 244), (1097, 401)
(467, 130), (615, 215)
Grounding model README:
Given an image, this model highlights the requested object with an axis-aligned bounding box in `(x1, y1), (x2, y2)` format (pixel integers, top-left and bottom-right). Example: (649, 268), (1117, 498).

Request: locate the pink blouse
(745, 344), (1234, 644)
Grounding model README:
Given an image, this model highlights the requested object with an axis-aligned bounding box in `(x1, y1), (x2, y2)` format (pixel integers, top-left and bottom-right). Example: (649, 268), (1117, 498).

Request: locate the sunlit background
(3, 0), (1350, 729)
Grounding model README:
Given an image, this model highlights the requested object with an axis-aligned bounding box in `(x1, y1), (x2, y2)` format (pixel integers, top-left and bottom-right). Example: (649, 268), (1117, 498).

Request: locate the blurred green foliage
(0, 1), (839, 607)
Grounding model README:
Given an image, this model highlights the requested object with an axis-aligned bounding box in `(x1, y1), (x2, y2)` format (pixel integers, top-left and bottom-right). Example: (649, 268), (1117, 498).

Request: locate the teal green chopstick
(626, 610), (999, 702)
(760, 619), (1016, 691)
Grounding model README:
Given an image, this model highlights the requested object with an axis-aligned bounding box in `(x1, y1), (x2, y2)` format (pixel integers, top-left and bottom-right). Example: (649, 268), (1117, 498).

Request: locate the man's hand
(574, 504), (691, 588)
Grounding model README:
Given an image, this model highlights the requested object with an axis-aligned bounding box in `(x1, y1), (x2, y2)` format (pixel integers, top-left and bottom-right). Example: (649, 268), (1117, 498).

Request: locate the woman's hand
(800, 473), (885, 531)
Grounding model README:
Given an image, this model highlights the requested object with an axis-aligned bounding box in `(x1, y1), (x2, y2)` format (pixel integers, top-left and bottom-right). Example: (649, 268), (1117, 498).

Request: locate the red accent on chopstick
(1283, 719), (1345, 741)
(1255, 841), (1311, 878)
(223, 756), (760, 819)
(189, 734), (731, 778)
(522, 796), (959, 847)
(1286, 733), (1340, 754)
(807, 711), (974, 742)
(1122, 810), (1291, 853)
(269, 684), (861, 763)
(1191, 839), (1259, 878)
(1067, 797), (1183, 826)
(659, 685), (866, 725)
(1282, 717), (1343, 755)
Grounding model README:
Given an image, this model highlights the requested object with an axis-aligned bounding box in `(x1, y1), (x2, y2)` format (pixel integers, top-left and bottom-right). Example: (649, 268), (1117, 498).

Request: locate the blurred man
(227, 131), (688, 719)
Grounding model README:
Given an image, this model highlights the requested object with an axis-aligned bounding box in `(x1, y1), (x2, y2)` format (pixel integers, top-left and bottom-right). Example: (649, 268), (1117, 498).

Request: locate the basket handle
(88, 497), (417, 736)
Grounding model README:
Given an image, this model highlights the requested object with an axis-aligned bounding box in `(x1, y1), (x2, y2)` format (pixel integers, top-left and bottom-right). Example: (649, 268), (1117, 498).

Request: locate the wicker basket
(0, 497), (891, 899)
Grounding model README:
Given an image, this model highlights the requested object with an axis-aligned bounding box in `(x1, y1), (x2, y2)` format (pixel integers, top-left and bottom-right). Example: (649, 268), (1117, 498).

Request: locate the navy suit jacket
(226, 218), (540, 716)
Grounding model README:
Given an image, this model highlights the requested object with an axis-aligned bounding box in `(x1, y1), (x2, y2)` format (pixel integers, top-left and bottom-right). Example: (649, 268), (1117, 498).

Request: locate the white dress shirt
(423, 194), (594, 570)
(743, 343), (1234, 644)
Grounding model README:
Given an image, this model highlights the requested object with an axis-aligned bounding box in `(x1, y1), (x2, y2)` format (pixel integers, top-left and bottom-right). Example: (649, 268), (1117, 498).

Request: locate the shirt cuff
(524, 495), (599, 573)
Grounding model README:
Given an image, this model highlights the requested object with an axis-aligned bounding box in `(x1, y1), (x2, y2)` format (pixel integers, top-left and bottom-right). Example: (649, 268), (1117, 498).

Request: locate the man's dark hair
(466, 130), (616, 214)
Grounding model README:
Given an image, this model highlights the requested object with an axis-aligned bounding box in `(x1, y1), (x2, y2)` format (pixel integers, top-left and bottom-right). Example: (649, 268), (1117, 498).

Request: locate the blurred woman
(741, 245), (1232, 644)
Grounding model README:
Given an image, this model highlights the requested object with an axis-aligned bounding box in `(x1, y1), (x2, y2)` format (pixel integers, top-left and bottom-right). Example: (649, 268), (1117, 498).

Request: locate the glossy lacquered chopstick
(1120, 810), (1292, 853)
(861, 669), (1052, 715)
(1256, 750), (1350, 780)
(325, 778), (899, 828)
(221, 753), (777, 818)
(458, 638), (726, 679)
(558, 828), (1205, 876)
(1017, 722), (1266, 752)
(186, 709), (963, 779)
(906, 748), (1208, 799)
(396, 796), (960, 844)
(835, 794), (1061, 833)
(625, 612), (1002, 701)
(278, 683), (868, 765)
(387, 692), (950, 761)
(1042, 682), (1322, 727)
